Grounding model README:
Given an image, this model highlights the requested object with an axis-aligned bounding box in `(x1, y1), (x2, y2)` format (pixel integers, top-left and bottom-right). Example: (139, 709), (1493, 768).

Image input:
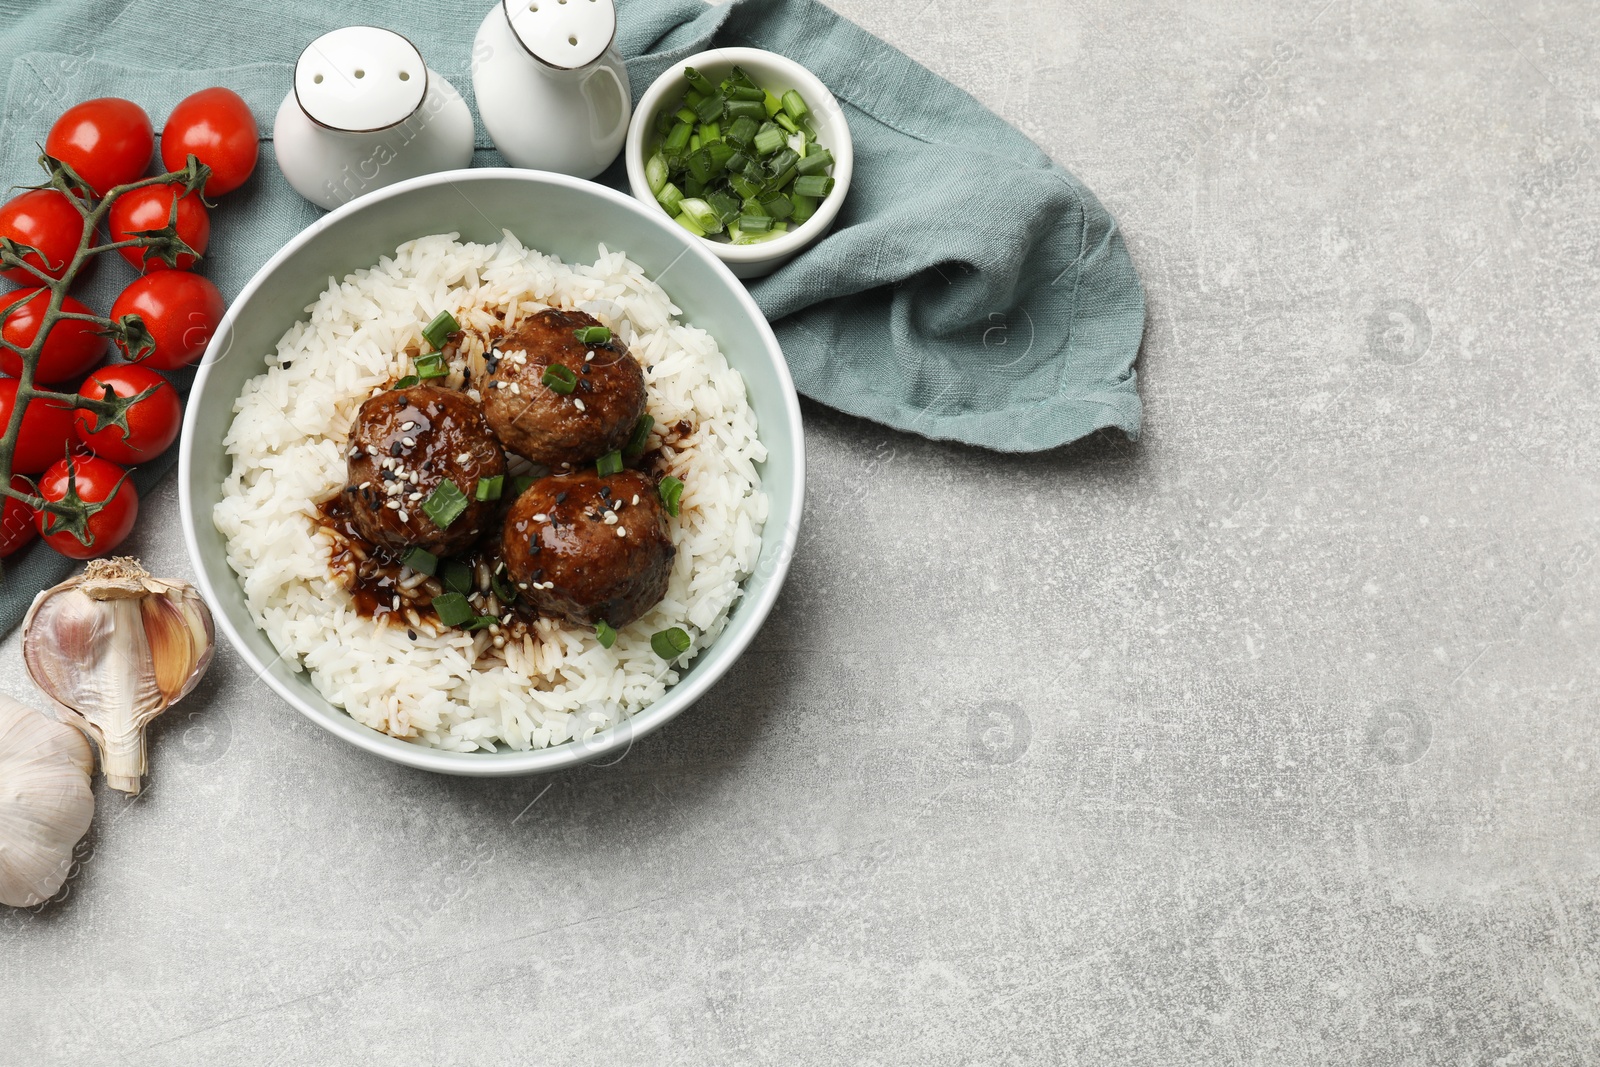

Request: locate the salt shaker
(275, 27), (476, 210)
(472, 0), (632, 179)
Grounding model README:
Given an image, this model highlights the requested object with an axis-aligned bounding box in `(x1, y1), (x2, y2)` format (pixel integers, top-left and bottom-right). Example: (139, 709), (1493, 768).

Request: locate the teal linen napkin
(0, 0), (1143, 631)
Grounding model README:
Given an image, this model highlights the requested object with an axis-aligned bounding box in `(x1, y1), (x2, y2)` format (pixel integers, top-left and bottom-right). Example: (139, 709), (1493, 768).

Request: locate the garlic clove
(22, 557), (215, 796)
(0, 694), (95, 908)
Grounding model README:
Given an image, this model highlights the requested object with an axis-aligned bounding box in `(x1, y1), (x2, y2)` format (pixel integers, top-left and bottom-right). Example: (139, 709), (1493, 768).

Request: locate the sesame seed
(398, 510), (409, 522)
(532, 513), (548, 522)
(401, 421), (416, 432)
(604, 512), (618, 525)
(631, 494), (639, 505)
(367, 445), (379, 456)
(518, 582), (529, 590)
(510, 383), (521, 395)
(409, 492), (423, 502)
(402, 437), (416, 448)
(456, 452), (471, 465)
(584, 351), (594, 362)
(386, 500), (400, 510)
(573, 398), (586, 412)
(359, 481), (372, 490)
(617, 527), (627, 538)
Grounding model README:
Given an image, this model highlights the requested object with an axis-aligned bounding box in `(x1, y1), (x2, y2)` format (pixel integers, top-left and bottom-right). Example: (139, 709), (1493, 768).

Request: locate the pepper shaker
(472, 0), (632, 179)
(275, 27), (475, 210)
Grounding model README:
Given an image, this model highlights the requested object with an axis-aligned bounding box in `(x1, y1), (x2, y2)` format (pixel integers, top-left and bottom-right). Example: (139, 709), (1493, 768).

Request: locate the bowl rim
(624, 46), (854, 267)
(178, 167), (805, 776)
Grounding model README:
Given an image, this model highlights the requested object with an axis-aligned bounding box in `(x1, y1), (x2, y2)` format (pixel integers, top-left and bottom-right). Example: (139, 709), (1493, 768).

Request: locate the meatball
(482, 307), (647, 469)
(501, 470), (675, 627)
(344, 385), (506, 557)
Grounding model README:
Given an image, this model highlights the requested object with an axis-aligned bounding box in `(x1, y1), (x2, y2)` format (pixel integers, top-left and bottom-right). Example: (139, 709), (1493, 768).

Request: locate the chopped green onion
(659, 475), (684, 516)
(440, 559), (473, 595)
(596, 450), (623, 476)
(414, 351), (447, 380)
(678, 197), (723, 234)
(675, 212), (707, 237)
(707, 141), (736, 172)
(541, 363), (578, 394)
(752, 125), (786, 156)
(391, 375), (420, 390)
(792, 175), (834, 199)
(727, 83), (766, 102)
(767, 148), (799, 176)
(706, 190), (742, 225)
(781, 89), (810, 120)
(763, 91), (783, 117)
(725, 98), (767, 122)
(422, 479), (468, 529)
(645, 152), (669, 195)
(656, 181), (684, 215)
(401, 546), (438, 575)
(651, 626), (691, 660)
(491, 567), (517, 603)
(698, 121), (721, 143)
(663, 121), (693, 155)
(683, 175), (706, 198)
(674, 107), (697, 126)
(738, 213), (773, 234)
(790, 193), (818, 223)
(624, 414), (654, 458)
(421, 310), (458, 350)
(694, 93), (726, 123)
(689, 133), (701, 153)
(728, 173), (762, 200)
(796, 149), (834, 176)
(460, 615), (498, 631)
(684, 67), (715, 95)
(512, 474), (538, 496)
(595, 620), (617, 648)
(475, 475), (504, 501)
(760, 193), (794, 220)
(573, 325), (611, 344)
(687, 147), (716, 183)
(726, 115), (759, 146)
(774, 112), (799, 135)
(431, 592), (473, 627)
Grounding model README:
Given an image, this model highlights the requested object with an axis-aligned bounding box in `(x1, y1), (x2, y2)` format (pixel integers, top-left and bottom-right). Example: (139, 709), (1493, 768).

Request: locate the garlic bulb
(0, 694), (94, 907)
(22, 557), (215, 795)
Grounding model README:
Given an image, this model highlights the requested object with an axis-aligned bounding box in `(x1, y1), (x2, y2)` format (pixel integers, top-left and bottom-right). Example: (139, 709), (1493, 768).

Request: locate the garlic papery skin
(0, 694), (94, 908)
(22, 557), (215, 795)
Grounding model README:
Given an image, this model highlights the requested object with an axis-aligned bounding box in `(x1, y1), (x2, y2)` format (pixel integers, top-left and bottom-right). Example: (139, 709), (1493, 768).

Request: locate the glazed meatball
(344, 385), (506, 557)
(482, 308), (647, 470)
(501, 470), (675, 628)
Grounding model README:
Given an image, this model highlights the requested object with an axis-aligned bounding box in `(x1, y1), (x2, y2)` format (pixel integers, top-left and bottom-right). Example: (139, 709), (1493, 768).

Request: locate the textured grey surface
(4, 0), (1600, 1064)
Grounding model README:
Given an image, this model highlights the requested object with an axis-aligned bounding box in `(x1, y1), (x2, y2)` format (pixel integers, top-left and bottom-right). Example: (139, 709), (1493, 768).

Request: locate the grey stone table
(5, 1), (1599, 1064)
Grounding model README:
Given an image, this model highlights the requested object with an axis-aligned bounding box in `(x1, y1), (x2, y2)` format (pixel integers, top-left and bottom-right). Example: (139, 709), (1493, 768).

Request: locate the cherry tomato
(0, 190), (86, 284)
(73, 365), (181, 464)
(108, 271), (225, 370)
(0, 378), (77, 475)
(0, 475), (38, 558)
(160, 87), (259, 197)
(108, 183), (209, 273)
(44, 97), (154, 198)
(0, 289), (108, 382)
(35, 454), (138, 560)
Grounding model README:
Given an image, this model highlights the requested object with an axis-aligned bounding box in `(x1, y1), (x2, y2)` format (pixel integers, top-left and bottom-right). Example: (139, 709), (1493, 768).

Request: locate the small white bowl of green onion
(625, 47), (853, 280)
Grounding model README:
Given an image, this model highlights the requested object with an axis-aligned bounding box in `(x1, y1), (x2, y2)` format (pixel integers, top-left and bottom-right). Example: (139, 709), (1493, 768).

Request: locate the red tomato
(44, 97), (154, 198)
(108, 183), (209, 272)
(0, 378), (77, 475)
(0, 190), (86, 283)
(108, 271), (225, 369)
(35, 454), (138, 560)
(0, 475), (38, 558)
(160, 87), (259, 197)
(73, 365), (181, 464)
(0, 289), (108, 381)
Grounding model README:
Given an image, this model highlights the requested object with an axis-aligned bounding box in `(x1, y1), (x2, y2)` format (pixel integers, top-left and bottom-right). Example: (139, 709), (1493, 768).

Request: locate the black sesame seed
(407, 629), (417, 640)
(390, 442), (403, 456)
(554, 492), (567, 504)
(581, 365), (591, 375)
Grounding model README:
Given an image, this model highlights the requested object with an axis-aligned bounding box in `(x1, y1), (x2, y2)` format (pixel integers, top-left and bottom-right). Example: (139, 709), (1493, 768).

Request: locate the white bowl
(624, 47), (853, 280)
(178, 169), (805, 776)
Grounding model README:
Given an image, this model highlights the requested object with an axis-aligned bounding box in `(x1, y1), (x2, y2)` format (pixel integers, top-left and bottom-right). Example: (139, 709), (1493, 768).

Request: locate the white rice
(214, 232), (768, 751)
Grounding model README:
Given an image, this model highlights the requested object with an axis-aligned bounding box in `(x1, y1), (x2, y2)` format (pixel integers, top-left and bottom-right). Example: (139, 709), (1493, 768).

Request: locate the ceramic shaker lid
(294, 26), (428, 132)
(503, 0), (616, 70)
